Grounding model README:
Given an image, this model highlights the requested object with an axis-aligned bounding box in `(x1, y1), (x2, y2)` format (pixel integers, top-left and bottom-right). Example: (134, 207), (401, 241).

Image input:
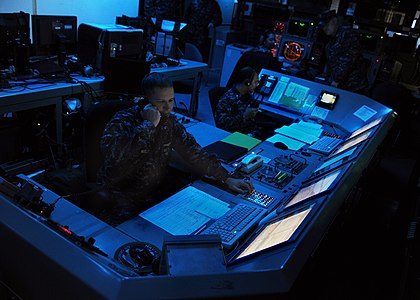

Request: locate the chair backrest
(226, 50), (281, 88)
(184, 42), (203, 62)
(208, 86), (228, 117)
(84, 100), (135, 182)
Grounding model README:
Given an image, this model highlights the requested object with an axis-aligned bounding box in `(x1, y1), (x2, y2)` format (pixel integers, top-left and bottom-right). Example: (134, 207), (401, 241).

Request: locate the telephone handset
(240, 154), (263, 174)
(255, 74), (278, 96)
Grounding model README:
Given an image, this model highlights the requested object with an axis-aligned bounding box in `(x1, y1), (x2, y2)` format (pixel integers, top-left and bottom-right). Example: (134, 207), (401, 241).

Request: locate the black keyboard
(200, 204), (266, 249)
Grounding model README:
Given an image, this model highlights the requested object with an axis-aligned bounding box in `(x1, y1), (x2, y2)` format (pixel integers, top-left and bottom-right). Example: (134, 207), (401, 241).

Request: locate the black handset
(255, 74), (278, 96)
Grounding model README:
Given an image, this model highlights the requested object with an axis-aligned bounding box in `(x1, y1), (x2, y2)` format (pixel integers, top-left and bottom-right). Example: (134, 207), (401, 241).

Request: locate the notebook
(203, 140), (248, 163)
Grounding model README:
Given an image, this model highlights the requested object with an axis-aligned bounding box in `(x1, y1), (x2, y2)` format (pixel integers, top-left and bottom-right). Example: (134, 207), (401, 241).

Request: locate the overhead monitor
(230, 200), (322, 263)
(286, 19), (311, 39)
(31, 15), (77, 57)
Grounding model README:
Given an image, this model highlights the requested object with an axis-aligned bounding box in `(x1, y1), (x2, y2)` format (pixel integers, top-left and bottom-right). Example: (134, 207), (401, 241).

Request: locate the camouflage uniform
(143, 0), (182, 21)
(325, 25), (368, 92)
(214, 87), (257, 134)
(183, 0), (223, 60)
(97, 105), (229, 224)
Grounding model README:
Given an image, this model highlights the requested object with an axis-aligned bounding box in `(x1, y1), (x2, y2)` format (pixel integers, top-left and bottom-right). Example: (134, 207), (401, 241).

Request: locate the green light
(299, 22), (305, 27)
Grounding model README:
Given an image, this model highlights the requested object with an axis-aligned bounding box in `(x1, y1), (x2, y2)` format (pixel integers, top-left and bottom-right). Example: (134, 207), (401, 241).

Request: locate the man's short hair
(141, 72), (173, 97)
(234, 66), (257, 85)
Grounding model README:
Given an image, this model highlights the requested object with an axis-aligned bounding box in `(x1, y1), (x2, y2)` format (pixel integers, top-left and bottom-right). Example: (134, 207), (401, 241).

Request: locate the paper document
(353, 105), (377, 122)
(275, 126), (319, 144)
(140, 186), (230, 235)
(266, 134), (305, 151)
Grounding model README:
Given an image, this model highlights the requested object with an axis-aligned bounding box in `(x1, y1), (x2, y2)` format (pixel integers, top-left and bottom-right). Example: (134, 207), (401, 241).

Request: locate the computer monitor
(31, 15), (77, 58)
(312, 145), (363, 178)
(260, 71), (316, 115)
(347, 116), (383, 140)
(331, 126), (376, 158)
(286, 19), (311, 39)
(104, 57), (151, 97)
(0, 12), (30, 70)
(231, 200), (322, 263)
(284, 163), (350, 209)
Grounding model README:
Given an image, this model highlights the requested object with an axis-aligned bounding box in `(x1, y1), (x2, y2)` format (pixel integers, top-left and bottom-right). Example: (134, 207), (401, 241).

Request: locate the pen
(194, 224), (207, 235)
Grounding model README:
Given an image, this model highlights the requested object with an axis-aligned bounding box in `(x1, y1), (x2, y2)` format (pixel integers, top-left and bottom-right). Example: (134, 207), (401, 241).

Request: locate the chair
(84, 100), (136, 183)
(226, 50), (282, 89)
(208, 86), (228, 118)
(173, 42), (204, 96)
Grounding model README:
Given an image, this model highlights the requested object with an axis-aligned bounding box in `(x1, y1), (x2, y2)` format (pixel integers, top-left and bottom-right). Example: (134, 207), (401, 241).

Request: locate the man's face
(264, 33), (276, 49)
(149, 86), (175, 116)
(322, 18), (337, 36)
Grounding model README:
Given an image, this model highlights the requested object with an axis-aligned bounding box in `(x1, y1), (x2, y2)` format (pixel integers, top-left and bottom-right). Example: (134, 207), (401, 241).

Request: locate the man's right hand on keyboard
(225, 177), (254, 194)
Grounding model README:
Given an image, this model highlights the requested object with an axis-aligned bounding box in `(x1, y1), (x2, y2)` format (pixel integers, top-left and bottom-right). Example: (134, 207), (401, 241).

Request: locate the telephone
(255, 74), (278, 96)
(240, 154), (263, 174)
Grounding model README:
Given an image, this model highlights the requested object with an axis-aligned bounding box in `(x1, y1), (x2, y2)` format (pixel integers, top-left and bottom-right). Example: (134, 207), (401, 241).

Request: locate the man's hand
(225, 177), (253, 194)
(244, 107), (259, 120)
(141, 104), (161, 127)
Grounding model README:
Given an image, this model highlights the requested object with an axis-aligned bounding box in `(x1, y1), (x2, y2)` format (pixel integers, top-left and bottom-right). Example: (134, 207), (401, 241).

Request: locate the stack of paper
(268, 121), (324, 150)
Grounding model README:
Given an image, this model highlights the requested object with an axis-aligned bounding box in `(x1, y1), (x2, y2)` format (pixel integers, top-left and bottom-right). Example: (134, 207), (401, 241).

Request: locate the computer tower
(77, 23), (143, 74)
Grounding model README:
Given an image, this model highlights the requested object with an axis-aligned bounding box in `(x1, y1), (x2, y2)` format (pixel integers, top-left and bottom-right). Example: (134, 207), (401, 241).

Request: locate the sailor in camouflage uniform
(143, 0), (182, 21)
(183, 0), (223, 61)
(97, 72), (252, 225)
(215, 67), (260, 134)
(321, 11), (368, 93)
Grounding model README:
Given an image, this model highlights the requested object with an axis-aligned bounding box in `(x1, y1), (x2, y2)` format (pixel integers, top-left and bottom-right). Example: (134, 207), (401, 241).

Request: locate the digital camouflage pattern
(183, 0), (222, 57)
(97, 105), (229, 221)
(325, 25), (368, 92)
(214, 87), (257, 134)
(143, 0), (182, 21)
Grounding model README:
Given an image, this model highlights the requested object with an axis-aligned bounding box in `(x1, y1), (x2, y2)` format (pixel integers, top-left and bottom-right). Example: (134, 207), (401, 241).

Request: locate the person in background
(215, 67), (260, 135)
(183, 0), (223, 62)
(254, 29), (276, 56)
(319, 10), (368, 93)
(143, 0), (182, 21)
(97, 72), (252, 225)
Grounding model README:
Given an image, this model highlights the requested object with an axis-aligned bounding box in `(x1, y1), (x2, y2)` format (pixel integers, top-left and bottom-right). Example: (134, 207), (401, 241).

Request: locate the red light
(59, 225), (73, 235)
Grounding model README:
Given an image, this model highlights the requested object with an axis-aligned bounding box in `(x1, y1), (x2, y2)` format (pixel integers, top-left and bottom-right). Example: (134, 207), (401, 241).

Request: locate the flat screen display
(347, 116), (383, 140)
(235, 205), (313, 260)
(287, 20), (310, 38)
(333, 127), (374, 157)
(285, 168), (342, 208)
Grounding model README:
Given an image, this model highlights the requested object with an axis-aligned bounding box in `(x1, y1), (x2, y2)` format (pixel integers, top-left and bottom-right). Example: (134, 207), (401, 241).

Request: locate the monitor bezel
(228, 197), (325, 265)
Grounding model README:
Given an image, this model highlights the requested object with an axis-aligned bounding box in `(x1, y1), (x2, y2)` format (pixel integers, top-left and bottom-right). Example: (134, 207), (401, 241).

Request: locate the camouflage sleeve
(331, 29), (362, 84)
(99, 117), (156, 179)
(172, 120), (230, 182)
(214, 93), (251, 132)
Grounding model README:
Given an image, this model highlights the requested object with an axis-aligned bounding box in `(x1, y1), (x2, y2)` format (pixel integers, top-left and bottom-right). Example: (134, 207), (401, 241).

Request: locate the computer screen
(312, 146), (362, 177)
(262, 73), (316, 115)
(332, 127), (375, 157)
(358, 31), (385, 53)
(347, 116), (383, 140)
(284, 166), (344, 209)
(31, 15), (77, 57)
(0, 12), (30, 65)
(233, 203), (316, 262)
(280, 40), (306, 63)
(287, 20), (310, 38)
